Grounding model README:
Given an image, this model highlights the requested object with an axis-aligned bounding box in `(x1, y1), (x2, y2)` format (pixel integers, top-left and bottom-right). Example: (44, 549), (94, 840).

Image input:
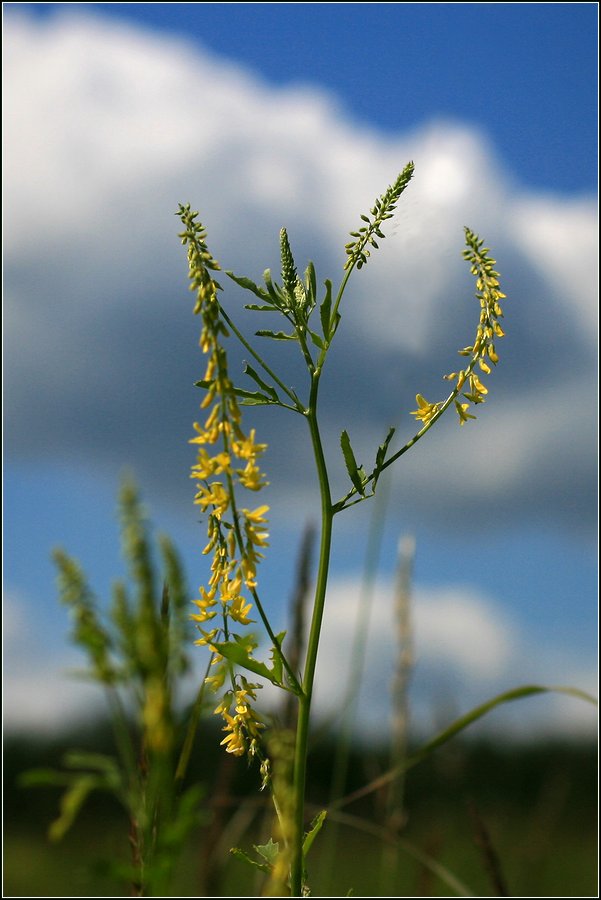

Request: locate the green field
(4, 726), (597, 897)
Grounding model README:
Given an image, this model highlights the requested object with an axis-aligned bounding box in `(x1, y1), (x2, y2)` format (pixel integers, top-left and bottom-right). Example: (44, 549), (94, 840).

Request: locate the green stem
(175, 652), (214, 785)
(335, 357), (480, 512)
(316, 267), (354, 370)
(218, 301), (304, 410)
(290, 373), (333, 896)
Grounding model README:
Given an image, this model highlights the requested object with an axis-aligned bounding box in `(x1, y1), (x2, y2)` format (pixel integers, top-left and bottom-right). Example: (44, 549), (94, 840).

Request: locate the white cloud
(511, 194), (599, 343)
(2, 587), (102, 733)
(4, 10), (596, 539)
(3, 578), (595, 739)
(413, 587), (513, 679)
(3, 10), (596, 747)
(310, 575), (596, 740)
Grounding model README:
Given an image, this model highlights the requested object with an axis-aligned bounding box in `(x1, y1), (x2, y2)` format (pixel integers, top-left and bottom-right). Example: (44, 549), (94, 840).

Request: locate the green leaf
(238, 395), (279, 407)
(230, 847), (271, 874)
(244, 364), (279, 401)
(319, 279), (333, 340)
(19, 768), (76, 789)
(373, 426), (396, 487)
(243, 303), (280, 312)
(48, 775), (100, 842)
(263, 269), (286, 307)
(232, 386), (279, 406)
(62, 751), (116, 770)
(254, 838), (280, 865)
(303, 810), (327, 858)
(213, 640), (283, 686)
(340, 430), (366, 496)
(269, 631), (287, 686)
(336, 684), (598, 811)
(308, 329), (324, 350)
(255, 330), (299, 341)
(409, 684), (597, 769)
(226, 271), (271, 302)
(304, 261), (317, 306)
(62, 752), (121, 788)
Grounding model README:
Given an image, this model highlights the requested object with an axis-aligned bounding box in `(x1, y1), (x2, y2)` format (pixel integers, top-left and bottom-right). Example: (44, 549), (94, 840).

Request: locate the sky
(3, 3), (598, 741)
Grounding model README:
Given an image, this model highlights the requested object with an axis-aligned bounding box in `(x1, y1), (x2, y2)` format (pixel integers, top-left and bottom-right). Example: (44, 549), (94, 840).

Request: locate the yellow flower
(237, 460), (269, 491)
(220, 727), (246, 756)
(243, 504), (270, 523)
(193, 482), (229, 517)
(454, 400), (477, 425)
(229, 595), (253, 625)
(470, 373), (488, 395)
(411, 394), (441, 425)
(232, 429), (267, 460)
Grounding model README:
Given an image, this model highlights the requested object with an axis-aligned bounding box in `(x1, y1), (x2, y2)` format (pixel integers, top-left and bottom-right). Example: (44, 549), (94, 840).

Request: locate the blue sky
(3, 3), (598, 738)
(10, 1), (598, 194)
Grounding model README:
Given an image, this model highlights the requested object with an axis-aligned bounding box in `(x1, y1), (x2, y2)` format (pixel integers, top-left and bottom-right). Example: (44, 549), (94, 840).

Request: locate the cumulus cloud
(4, 13), (597, 536)
(4, 577), (594, 739)
(311, 576), (596, 740)
(3, 10), (596, 745)
(2, 587), (101, 733)
(3, 12), (597, 534)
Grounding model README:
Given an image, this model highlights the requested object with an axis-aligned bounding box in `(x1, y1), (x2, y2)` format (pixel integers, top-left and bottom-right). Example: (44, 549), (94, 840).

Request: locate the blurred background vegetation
(4, 719), (597, 897)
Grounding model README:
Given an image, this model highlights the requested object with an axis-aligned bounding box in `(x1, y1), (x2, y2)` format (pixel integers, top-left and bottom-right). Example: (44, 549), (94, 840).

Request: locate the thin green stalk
(218, 301), (304, 410)
(291, 374), (333, 896)
(334, 356), (480, 512)
(316, 267), (353, 370)
(175, 651), (214, 785)
(320, 471), (391, 891)
(332, 684), (598, 813)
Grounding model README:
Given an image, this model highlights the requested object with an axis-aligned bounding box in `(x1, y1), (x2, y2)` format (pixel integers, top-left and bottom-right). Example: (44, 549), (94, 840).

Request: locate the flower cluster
(411, 228), (506, 427)
(177, 204), (270, 752)
(214, 681), (264, 757)
(344, 162), (415, 270)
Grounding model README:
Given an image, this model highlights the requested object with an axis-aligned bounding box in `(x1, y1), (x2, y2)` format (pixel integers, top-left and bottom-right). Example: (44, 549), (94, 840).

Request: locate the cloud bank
(4, 10), (597, 542)
(312, 576), (597, 740)
(3, 11), (597, 740)
(4, 578), (596, 739)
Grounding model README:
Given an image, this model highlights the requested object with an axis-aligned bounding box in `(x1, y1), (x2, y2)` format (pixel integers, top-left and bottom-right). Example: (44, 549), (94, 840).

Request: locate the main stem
(290, 371), (333, 896)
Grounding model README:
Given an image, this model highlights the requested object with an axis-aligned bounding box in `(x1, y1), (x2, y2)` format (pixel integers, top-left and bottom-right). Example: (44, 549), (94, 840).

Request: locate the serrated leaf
(255, 330), (299, 341)
(263, 269), (286, 306)
(226, 271), (271, 302)
(330, 311), (341, 339)
(308, 329), (324, 350)
(239, 396), (278, 407)
(244, 303), (280, 312)
(373, 426), (396, 487)
(303, 810), (327, 858)
(230, 847), (271, 874)
(232, 387), (278, 406)
(213, 640), (283, 686)
(319, 279), (333, 340)
(304, 261), (317, 306)
(269, 632), (287, 686)
(244, 364), (279, 401)
(340, 430), (365, 496)
(254, 838), (280, 865)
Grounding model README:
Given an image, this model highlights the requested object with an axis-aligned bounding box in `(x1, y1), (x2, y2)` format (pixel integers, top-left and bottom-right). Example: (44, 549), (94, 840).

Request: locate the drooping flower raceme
(177, 203), (269, 757)
(411, 229), (507, 428)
